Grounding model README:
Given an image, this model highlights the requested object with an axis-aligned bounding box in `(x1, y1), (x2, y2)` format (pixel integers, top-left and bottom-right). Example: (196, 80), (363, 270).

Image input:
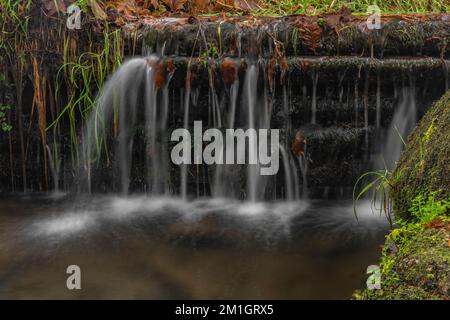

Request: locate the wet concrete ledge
(126, 14), (450, 58)
(152, 56), (450, 89)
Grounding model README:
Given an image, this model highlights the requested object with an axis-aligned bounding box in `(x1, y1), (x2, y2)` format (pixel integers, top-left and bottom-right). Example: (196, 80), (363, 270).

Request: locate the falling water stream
(375, 81), (417, 170)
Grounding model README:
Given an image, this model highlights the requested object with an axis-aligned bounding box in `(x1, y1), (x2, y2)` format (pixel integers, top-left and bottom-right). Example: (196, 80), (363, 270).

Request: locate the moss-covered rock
(391, 90), (450, 220)
(354, 90), (450, 300)
(353, 226), (450, 300)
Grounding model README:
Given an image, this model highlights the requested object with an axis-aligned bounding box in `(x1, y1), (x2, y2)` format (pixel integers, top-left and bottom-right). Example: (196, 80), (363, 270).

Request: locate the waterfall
(84, 58), (146, 194)
(180, 66), (191, 200)
(363, 72), (370, 159)
(279, 145), (294, 201)
(212, 73), (239, 198)
(208, 63), (222, 128)
(244, 65), (260, 202)
(290, 155), (300, 200)
(292, 131), (308, 200)
(79, 54), (431, 202)
(144, 62), (157, 193)
(298, 150), (308, 200)
(45, 145), (60, 193)
(376, 71), (381, 130)
(378, 81), (417, 170)
(337, 73), (345, 124)
(282, 84), (291, 145)
(144, 57), (172, 195)
(228, 80), (239, 129)
(83, 56), (171, 194)
(311, 72), (318, 124)
(354, 80), (359, 128)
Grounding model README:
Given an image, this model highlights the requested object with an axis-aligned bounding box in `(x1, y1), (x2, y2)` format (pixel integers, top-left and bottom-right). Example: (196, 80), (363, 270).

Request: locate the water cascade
(376, 79), (417, 170)
(77, 54), (449, 201)
(311, 72), (319, 125)
(279, 145), (294, 201)
(181, 65), (191, 199)
(244, 65), (260, 201)
(45, 145), (60, 193)
(83, 57), (173, 195)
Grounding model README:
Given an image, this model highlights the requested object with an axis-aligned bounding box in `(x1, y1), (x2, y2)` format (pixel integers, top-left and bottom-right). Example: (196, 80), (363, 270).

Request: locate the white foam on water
(29, 195), (387, 241)
(35, 212), (96, 237)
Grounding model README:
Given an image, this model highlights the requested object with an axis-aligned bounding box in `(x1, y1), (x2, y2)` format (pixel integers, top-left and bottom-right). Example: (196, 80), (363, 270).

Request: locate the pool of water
(0, 194), (389, 299)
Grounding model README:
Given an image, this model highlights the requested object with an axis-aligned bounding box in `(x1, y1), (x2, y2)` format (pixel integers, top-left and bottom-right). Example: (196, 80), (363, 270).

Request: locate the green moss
(423, 120), (436, 143)
(391, 90), (450, 220)
(354, 226), (450, 300)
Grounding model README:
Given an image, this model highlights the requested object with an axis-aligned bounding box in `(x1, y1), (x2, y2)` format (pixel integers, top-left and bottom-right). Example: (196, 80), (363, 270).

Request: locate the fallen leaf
(190, 0), (210, 13)
(291, 131), (306, 157)
(162, 0), (188, 12)
(115, 15), (126, 26)
(424, 218), (446, 229)
(221, 58), (238, 86)
(138, 0), (159, 10)
(155, 61), (166, 89)
(292, 16), (322, 53)
(89, 0), (107, 20)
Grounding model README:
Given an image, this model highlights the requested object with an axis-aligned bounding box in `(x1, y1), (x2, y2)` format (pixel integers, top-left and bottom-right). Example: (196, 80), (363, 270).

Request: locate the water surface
(0, 195), (388, 299)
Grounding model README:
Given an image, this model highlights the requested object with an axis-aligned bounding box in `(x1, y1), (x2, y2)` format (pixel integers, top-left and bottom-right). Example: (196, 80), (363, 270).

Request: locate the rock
(353, 227), (450, 300)
(391, 89), (450, 220)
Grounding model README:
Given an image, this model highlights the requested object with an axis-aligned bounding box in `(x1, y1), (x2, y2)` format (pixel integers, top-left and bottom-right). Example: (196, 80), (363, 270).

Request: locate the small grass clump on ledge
(255, 0), (449, 16)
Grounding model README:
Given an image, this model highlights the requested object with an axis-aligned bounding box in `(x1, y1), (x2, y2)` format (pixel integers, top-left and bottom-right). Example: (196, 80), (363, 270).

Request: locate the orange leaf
(291, 131), (306, 157)
(221, 58), (238, 86)
(155, 62), (165, 89)
(162, 0), (188, 12)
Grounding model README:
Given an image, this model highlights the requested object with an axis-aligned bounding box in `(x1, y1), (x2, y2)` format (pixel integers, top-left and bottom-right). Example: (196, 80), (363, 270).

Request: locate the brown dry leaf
(115, 15), (126, 26)
(166, 59), (175, 76)
(292, 16), (322, 53)
(41, 0), (66, 15)
(221, 58), (238, 86)
(88, 0), (107, 20)
(324, 7), (353, 33)
(185, 67), (192, 89)
(162, 0), (188, 12)
(155, 62), (166, 89)
(154, 60), (175, 89)
(213, 0), (232, 12)
(291, 131), (306, 157)
(302, 60), (311, 73)
(190, 0), (210, 13)
(136, 0), (159, 10)
(107, 0), (143, 22)
(267, 57), (276, 92)
(424, 218), (446, 229)
(213, 0), (261, 13)
(234, 0), (261, 11)
(150, 0), (159, 10)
